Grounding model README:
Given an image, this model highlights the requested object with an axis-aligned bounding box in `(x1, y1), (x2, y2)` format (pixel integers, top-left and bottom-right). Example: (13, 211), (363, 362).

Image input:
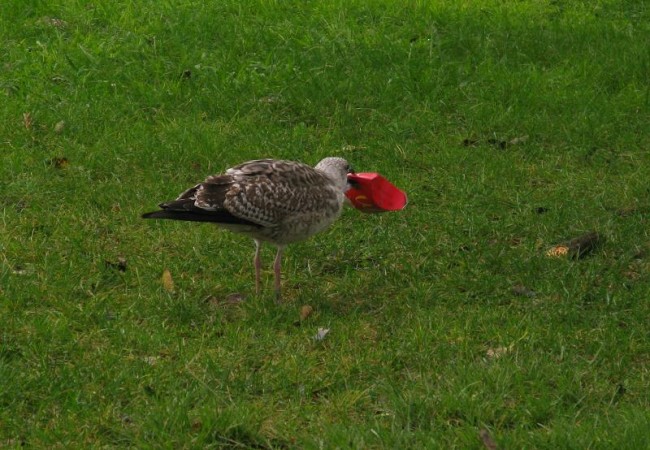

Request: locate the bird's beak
(344, 175), (360, 207)
(347, 179), (360, 188)
(346, 177), (360, 193)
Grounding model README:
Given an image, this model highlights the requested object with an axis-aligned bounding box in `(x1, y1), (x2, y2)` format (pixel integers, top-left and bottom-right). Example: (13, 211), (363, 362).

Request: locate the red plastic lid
(346, 172), (408, 213)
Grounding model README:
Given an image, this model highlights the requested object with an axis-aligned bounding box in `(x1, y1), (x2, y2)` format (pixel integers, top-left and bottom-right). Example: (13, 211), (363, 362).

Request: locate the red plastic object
(346, 172), (408, 213)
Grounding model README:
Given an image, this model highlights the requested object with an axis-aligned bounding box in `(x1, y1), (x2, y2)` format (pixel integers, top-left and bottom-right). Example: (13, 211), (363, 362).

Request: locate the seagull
(142, 157), (353, 301)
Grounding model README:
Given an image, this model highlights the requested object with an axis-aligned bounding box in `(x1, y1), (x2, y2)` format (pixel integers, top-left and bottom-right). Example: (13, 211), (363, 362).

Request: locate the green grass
(2, 0), (649, 447)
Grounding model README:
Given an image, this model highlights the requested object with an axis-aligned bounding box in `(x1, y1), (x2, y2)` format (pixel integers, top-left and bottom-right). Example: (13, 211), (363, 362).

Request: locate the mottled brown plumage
(142, 157), (353, 300)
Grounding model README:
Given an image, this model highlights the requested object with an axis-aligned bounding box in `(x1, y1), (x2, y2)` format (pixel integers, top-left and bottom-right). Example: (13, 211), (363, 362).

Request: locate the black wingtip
(141, 209), (261, 226)
(140, 211), (174, 219)
(141, 211), (162, 219)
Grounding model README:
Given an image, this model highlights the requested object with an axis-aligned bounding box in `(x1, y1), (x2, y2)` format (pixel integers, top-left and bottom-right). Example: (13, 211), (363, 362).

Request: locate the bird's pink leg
(254, 240), (262, 295)
(273, 246), (284, 303)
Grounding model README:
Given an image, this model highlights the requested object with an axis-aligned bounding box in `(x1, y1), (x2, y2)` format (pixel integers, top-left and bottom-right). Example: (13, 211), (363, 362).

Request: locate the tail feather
(141, 209), (260, 226)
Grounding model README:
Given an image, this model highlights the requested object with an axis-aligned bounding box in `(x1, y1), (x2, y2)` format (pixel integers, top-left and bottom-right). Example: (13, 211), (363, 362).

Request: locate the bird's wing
(218, 160), (341, 227)
(143, 159), (340, 227)
(142, 176), (260, 226)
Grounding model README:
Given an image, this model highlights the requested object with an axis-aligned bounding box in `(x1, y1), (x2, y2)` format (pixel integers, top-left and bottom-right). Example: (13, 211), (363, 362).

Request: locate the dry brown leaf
(206, 293), (245, 309)
(42, 17), (68, 28)
(54, 120), (65, 134)
(511, 284), (536, 297)
(479, 429), (498, 450)
(546, 245), (569, 257)
(225, 293), (245, 304)
(508, 135), (529, 146)
(161, 269), (175, 292)
(23, 112), (33, 130)
(299, 305), (314, 321)
(546, 232), (601, 259)
(206, 296), (220, 310)
(486, 345), (513, 359)
(622, 270), (639, 280)
(49, 156), (69, 169)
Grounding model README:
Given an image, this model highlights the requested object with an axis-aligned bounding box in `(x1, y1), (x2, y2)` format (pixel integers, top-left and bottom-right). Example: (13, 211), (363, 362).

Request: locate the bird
(142, 157), (354, 301)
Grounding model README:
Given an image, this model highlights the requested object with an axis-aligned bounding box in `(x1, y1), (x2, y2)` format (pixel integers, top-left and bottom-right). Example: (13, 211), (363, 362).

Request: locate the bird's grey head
(315, 157), (353, 192)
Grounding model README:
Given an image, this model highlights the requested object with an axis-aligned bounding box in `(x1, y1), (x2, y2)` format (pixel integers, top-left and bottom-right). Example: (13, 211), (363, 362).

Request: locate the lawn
(1, 0), (649, 448)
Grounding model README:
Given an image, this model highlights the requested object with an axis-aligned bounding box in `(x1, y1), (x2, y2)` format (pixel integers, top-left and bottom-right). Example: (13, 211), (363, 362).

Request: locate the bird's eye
(347, 164), (355, 174)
